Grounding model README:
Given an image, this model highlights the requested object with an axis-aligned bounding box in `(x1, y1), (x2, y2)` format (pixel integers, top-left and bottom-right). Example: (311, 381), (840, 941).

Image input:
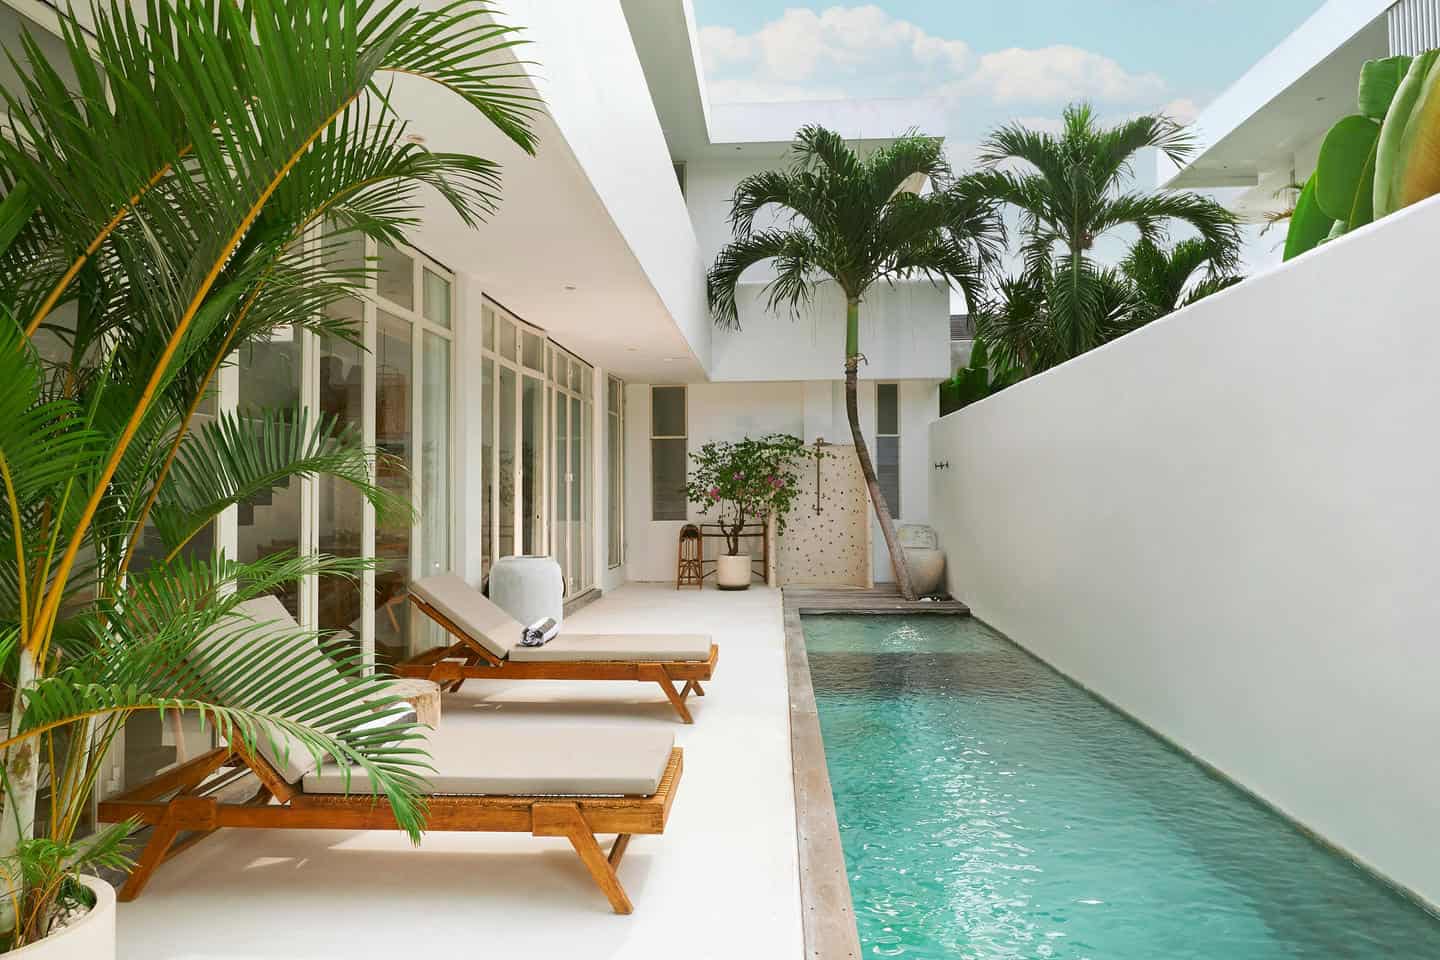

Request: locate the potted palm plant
(0, 1), (535, 954)
(685, 434), (809, 590)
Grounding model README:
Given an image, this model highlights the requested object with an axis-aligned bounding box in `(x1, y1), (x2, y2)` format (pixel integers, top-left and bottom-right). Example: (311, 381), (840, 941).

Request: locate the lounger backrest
(190, 595), (348, 784)
(409, 574), (522, 659)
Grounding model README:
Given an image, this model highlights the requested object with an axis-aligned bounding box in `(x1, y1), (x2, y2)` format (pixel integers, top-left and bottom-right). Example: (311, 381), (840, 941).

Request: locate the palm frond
(152, 406), (409, 557)
(706, 228), (822, 330)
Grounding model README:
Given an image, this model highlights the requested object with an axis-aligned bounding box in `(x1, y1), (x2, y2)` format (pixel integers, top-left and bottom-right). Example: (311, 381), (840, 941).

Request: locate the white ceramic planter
(716, 553), (752, 591)
(8, 876), (115, 959)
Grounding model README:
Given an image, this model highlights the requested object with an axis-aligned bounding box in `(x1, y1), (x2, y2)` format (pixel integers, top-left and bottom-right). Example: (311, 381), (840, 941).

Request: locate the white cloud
(1159, 97), (1202, 125)
(697, 5), (970, 103)
(963, 45), (1167, 103)
(698, 26), (755, 68)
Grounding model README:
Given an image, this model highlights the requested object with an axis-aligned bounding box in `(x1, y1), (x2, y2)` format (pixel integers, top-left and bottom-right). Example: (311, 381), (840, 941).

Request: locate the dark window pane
(877, 435), (900, 518)
(652, 386), (685, 436)
(652, 438), (688, 520)
(877, 382), (899, 436)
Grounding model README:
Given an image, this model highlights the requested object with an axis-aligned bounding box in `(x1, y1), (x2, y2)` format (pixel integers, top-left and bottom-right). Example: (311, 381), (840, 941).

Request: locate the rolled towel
(520, 616), (559, 647)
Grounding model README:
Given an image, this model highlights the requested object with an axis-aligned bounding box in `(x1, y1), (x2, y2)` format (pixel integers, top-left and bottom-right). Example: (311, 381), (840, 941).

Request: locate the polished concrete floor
(116, 583), (801, 959)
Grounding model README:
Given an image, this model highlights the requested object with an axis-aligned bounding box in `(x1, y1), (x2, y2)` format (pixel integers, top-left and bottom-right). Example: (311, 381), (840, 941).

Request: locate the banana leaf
(1283, 173), (1335, 262)
(1315, 115), (1379, 228)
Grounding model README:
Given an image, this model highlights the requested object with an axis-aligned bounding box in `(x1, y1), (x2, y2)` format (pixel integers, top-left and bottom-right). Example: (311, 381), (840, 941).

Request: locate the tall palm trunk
(0, 647), (40, 930)
(844, 297), (916, 600)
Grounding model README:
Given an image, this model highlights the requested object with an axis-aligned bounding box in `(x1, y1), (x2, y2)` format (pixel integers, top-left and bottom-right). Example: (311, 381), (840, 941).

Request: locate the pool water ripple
(804, 616), (1440, 959)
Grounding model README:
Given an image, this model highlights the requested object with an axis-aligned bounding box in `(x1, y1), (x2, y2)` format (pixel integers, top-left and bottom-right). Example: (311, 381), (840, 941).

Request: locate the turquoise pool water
(804, 615), (1440, 959)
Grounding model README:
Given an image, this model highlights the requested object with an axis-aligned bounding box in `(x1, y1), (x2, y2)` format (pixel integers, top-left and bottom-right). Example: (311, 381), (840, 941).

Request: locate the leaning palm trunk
(843, 300), (915, 598)
(706, 127), (1004, 602)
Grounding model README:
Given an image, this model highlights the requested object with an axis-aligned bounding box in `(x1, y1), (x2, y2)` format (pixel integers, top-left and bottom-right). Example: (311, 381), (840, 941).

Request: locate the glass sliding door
(237, 327), (304, 616)
(521, 374), (545, 555)
(476, 299), (599, 597)
(373, 310), (413, 665)
(317, 298), (366, 660)
(497, 364), (516, 558)
(420, 333), (451, 579)
(552, 388), (568, 585)
(481, 356), (494, 582)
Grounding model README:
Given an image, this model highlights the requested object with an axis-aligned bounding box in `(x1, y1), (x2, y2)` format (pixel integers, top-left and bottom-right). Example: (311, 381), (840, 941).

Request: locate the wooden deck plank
(783, 585), (969, 616)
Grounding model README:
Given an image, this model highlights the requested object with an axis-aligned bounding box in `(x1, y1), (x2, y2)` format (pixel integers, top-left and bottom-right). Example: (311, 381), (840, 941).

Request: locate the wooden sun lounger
(97, 741), (684, 914)
(396, 594), (720, 723)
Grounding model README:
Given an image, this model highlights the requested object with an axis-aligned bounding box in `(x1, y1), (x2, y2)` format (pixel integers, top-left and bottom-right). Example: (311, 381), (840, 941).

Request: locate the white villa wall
(622, 378), (935, 585)
(927, 195), (1440, 907)
(502, 0), (711, 370)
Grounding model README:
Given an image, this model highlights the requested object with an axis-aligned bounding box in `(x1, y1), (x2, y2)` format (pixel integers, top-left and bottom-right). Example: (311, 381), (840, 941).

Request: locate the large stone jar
(897, 524), (946, 596)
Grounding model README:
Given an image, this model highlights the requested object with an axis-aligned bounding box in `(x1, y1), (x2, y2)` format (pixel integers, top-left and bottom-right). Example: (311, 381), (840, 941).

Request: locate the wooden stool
(386, 678), (442, 729)
(676, 523), (703, 589)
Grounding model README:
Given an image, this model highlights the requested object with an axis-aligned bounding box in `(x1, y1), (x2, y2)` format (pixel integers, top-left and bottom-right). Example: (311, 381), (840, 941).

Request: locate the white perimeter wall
(928, 195), (1440, 906)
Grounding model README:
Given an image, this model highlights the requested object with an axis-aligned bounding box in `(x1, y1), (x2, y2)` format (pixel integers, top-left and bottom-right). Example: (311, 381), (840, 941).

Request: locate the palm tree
(707, 127), (1003, 599)
(1122, 236), (1244, 324)
(0, 0), (535, 941)
(972, 104), (1240, 372)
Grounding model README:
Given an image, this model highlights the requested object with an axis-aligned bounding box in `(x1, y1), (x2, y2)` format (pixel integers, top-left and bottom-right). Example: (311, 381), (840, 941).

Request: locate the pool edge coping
(784, 597), (862, 960)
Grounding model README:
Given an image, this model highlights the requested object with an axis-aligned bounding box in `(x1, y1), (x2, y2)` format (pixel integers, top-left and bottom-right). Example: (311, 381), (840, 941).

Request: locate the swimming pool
(804, 615), (1440, 958)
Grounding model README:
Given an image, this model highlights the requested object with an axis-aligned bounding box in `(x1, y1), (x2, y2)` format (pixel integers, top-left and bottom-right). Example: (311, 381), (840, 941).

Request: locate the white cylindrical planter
(489, 555), (564, 627)
(716, 553), (752, 591)
(10, 876), (116, 959)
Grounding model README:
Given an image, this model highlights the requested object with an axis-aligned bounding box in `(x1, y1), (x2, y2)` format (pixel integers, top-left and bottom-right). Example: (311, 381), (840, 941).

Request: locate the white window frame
(650, 386), (688, 522)
(607, 375), (625, 569)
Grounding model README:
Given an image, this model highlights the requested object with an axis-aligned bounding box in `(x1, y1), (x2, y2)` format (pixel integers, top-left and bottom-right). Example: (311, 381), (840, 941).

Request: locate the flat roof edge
(1162, 0), (1393, 188)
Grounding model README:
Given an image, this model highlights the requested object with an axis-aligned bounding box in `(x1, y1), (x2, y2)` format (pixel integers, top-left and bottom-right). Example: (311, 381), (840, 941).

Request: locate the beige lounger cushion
(303, 725), (674, 797)
(410, 574), (714, 663)
(410, 574), (521, 659)
(192, 596), (343, 784)
(509, 633), (712, 662)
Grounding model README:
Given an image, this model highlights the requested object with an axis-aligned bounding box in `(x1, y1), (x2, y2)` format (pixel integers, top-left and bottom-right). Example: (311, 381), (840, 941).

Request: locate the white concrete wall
(623, 378), (935, 584)
(503, 0), (711, 370)
(927, 194), (1440, 907)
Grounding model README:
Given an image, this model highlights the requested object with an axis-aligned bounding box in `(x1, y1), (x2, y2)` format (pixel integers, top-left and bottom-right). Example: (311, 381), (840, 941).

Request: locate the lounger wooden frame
(396, 595), (720, 723)
(97, 742), (683, 914)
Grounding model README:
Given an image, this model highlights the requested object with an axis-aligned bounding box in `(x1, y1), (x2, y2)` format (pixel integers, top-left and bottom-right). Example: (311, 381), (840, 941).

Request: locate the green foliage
(684, 435), (814, 556)
(939, 339), (1019, 416)
(0, 0), (536, 944)
(1284, 174), (1335, 261)
(1289, 50), (1440, 260)
(974, 103), (1241, 374)
(1375, 51), (1440, 218)
(0, 823), (132, 947)
(706, 126), (1004, 328)
(1359, 56), (1413, 121)
(1314, 115), (1379, 228)
(1123, 237), (1244, 324)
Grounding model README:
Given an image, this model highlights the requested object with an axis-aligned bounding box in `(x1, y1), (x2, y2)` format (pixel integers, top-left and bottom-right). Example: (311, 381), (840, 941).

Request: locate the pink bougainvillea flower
(707, 486), (720, 501)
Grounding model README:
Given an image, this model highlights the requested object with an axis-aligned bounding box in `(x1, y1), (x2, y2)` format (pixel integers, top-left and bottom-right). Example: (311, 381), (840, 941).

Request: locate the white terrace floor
(117, 583), (802, 959)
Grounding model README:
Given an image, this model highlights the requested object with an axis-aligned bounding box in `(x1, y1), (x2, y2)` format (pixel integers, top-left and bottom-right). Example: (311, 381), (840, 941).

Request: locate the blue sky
(692, 1), (1328, 163)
